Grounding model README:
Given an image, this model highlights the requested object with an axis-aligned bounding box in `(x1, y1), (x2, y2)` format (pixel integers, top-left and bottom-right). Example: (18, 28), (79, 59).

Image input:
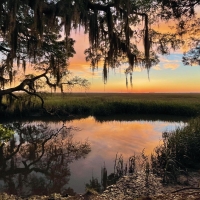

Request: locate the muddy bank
(1, 171), (200, 200)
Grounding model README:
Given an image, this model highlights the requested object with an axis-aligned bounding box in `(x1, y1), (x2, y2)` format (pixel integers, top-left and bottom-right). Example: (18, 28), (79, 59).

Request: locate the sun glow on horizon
(68, 20), (200, 94)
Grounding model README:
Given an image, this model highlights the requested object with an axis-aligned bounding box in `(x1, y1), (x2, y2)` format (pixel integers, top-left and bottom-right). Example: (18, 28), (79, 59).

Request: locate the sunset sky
(68, 23), (200, 93)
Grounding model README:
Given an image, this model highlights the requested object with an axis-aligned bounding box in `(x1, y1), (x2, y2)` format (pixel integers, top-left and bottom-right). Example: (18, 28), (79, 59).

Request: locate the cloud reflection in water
(67, 116), (183, 193)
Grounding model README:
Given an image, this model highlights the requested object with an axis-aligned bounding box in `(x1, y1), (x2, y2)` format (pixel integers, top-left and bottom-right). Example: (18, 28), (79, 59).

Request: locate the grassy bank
(152, 117), (200, 172)
(1, 93), (200, 118)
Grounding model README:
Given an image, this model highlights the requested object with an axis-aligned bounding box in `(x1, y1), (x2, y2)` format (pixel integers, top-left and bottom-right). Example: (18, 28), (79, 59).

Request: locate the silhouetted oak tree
(0, 0), (199, 110)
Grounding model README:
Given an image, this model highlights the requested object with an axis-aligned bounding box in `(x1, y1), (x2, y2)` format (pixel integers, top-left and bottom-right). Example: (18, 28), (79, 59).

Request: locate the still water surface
(65, 116), (184, 193)
(0, 116), (185, 195)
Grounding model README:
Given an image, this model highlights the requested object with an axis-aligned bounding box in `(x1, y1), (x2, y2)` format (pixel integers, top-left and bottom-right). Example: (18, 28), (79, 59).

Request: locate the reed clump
(151, 117), (200, 184)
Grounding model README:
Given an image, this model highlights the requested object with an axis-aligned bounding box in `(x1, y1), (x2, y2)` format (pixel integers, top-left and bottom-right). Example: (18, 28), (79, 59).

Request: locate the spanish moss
(89, 12), (99, 47)
(103, 62), (108, 84)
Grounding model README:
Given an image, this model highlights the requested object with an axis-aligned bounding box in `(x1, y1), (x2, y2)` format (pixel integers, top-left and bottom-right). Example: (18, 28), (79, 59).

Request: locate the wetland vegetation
(1, 93), (200, 120)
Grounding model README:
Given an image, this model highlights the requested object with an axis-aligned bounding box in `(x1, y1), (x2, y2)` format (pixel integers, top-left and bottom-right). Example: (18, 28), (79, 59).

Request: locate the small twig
(172, 187), (200, 193)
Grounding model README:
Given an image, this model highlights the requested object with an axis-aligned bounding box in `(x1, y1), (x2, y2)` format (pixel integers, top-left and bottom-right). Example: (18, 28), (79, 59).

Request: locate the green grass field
(44, 92), (200, 104)
(38, 93), (200, 117)
(2, 93), (200, 118)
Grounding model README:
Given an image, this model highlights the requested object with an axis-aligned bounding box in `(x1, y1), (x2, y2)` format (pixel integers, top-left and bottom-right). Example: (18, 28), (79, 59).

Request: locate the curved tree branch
(0, 71), (48, 96)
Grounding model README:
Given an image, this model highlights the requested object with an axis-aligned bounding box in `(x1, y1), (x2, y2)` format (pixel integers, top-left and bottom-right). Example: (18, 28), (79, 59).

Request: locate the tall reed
(151, 117), (200, 183)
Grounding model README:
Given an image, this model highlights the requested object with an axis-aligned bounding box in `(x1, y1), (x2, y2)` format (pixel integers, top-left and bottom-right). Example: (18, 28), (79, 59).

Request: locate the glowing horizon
(68, 29), (200, 93)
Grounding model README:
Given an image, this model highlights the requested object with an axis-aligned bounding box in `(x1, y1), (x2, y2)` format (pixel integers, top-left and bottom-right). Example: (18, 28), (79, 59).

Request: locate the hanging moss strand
(107, 9), (113, 40)
(89, 11), (99, 47)
(22, 60), (26, 73)
(144, 14), (150, 68)
(103, 61), (108, 84)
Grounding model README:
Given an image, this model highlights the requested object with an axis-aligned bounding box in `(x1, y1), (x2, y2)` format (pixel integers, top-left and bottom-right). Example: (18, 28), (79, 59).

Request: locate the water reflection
(0, 123), (91, 197)
(0, 116), (185, 195)
(67, 116), (184, 193)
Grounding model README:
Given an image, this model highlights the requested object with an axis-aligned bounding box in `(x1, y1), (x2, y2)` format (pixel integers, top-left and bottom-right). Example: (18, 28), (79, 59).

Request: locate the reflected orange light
(66, 116), (178, 159)
(64, 117), (182, 192)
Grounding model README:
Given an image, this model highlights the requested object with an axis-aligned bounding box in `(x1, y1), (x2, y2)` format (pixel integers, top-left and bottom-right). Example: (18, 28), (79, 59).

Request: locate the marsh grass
(152, 117), (200, 166)
(151, 117), (200, 184)
(2, 93), (200, 118)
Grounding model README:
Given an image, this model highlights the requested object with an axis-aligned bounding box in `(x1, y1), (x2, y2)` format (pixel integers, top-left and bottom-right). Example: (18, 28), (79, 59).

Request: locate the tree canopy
(0, 0), (200, 112)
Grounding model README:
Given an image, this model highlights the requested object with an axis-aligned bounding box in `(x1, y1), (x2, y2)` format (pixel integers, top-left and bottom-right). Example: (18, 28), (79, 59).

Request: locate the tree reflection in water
(0, 122), (91, 196)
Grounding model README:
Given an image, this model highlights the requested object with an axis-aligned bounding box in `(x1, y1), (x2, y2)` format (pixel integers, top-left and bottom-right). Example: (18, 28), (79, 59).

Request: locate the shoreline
(1, 170), (200, 200)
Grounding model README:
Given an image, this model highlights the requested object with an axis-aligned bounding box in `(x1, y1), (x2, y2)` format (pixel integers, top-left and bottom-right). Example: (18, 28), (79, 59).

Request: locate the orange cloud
(163, 63), (179, 70)
(152, 65), (162, 70)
